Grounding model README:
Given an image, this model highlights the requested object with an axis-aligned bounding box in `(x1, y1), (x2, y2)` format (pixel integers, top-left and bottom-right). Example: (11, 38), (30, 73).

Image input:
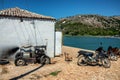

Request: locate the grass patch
(49, 70), (61, 76)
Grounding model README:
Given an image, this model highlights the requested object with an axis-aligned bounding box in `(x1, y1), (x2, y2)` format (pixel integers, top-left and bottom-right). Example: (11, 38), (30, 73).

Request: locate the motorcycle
(107, 46), (118, 61)
(77, 47), (111, 68)
(14, 45), (50, 66)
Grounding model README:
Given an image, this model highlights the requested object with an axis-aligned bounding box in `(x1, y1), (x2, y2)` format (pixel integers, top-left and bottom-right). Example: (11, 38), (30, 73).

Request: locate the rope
(32, 21), (46, 46)
(22, 20), (32, 45)
(36, 25), (44, 45)
(19, 21), (27, 44)
(32, 21), (38, 46)
(25, 0), (37, 45)
(12, 19), (22, 46)
(29, 21), (36, 43)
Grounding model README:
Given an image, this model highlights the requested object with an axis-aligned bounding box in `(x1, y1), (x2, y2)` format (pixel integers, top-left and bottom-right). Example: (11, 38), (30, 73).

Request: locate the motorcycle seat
(21, 49), (32, 53)
(83, 52), (93, 57)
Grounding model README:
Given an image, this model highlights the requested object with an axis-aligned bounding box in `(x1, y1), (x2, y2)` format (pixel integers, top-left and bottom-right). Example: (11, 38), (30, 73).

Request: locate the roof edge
(0, 7), (56, 21)
(0, 15), (56, 21)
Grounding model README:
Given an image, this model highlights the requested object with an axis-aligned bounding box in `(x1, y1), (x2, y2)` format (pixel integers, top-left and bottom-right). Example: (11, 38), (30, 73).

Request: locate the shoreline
(62, 46), (95, 55)
(64, 35), (120, 39)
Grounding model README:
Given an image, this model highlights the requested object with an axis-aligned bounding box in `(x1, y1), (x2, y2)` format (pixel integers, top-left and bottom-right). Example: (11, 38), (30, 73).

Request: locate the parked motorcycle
(107, 46), (118, 61)
(14, 45), (50, 66)
(77, 47), (111, 68)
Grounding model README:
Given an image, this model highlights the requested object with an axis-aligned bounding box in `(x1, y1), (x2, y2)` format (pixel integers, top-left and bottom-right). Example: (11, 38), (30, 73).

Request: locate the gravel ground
(0, 46), (120, 80)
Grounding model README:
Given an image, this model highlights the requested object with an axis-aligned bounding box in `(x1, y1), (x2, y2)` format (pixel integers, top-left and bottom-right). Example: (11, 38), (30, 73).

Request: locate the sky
(0, 0), (120, 19)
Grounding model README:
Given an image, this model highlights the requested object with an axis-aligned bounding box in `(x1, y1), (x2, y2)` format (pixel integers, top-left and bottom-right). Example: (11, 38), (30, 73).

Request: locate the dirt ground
(0, 46), (120, 80)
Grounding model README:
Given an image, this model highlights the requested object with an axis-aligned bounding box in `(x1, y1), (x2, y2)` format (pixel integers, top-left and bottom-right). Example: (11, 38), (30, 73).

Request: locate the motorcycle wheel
(101, 58), (111, 68)
(40, 55), (51, 64)
(14, 58), (26, 66)
(77, 55), (87, 66)
(109, 53), (118, 61)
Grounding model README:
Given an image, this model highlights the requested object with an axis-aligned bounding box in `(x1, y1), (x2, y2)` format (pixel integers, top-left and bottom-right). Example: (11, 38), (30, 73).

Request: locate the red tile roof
(0, 7), (56, 20)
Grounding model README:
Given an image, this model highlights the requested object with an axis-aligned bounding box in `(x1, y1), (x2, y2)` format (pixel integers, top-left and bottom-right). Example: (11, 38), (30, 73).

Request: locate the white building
(55, 31), (62, 56)
(0, 7), (61, 58)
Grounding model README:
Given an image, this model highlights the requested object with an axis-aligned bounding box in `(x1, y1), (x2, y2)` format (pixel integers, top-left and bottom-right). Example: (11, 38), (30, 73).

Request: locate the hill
(55, 15), (120, 36)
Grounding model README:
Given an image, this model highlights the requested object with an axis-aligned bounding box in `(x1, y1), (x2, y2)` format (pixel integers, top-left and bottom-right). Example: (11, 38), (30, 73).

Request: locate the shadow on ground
(10, 64), (44, 80)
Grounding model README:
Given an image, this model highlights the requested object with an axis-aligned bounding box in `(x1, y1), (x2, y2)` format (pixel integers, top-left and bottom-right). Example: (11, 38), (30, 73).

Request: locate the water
(63, 36), (120, 51)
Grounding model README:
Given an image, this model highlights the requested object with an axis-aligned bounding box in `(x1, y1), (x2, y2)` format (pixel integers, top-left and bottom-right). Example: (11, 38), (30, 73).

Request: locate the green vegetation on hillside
(55, 15), (120, 36)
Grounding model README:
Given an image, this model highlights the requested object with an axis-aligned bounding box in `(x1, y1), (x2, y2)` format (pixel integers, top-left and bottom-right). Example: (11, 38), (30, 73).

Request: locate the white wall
(0, 17), (55, 58)
(34, 19), (55, 57)
(55, 31), (62, 56)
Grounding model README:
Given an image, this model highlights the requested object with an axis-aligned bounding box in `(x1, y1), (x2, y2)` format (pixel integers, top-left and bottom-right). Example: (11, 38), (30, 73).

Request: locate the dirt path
(0, 46), (120, 80)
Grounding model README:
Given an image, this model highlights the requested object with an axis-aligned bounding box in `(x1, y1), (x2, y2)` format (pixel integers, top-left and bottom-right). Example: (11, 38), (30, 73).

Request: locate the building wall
(0, 17), (55, 58)
(34, 19), (55, 57)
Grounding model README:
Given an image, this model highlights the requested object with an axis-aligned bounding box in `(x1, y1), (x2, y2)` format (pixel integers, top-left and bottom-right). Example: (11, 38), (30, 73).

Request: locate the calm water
(63, 36), (120, 51)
